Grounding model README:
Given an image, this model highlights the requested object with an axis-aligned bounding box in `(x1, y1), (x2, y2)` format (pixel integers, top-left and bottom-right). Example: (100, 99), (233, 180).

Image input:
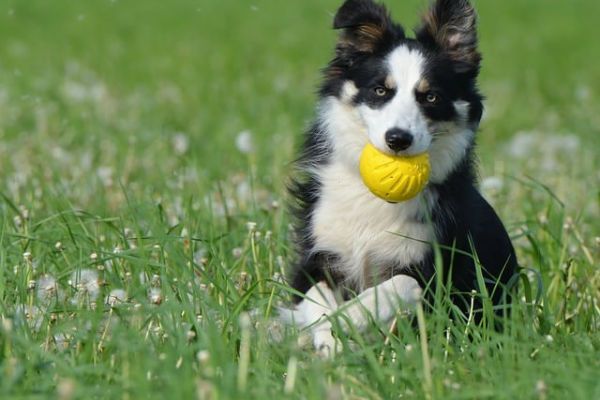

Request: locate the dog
(282, 0), (517, 356)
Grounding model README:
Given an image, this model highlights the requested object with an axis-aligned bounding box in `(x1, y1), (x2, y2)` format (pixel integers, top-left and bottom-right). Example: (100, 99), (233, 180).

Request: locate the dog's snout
(385, 128), (413, 152)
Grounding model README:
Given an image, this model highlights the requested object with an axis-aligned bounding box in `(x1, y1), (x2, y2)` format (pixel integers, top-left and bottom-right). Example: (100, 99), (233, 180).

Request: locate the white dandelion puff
(193, 247), (207, 267)
(481, 176), (504, 198)
(172, 132), (190, 155)
(97, 166), (114, 187)
(232, 247), (243, 259)
(36, 274), (62, 304)
(71, 269), (100, 302)
(105, 289), (127, 307)
(186, 330), (196, 342)
(196, 350), (210, 363)
(235, 130), (254, 154)
(148, 288), (162, 305)
(14, 304), (43, 331)
(506, 131), (537, 159)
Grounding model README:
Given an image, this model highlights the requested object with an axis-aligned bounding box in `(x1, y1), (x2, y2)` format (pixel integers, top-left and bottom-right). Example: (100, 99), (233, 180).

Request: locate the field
(1, 0), (599, 398)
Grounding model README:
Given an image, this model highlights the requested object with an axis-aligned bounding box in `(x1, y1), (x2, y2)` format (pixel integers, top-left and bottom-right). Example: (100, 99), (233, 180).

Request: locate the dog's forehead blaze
(385, 45), (426, 91)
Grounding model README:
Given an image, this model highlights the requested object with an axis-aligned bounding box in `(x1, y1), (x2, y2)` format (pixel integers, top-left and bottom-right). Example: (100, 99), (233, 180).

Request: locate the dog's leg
(335, 274), (422, 332)
(279, 281), (339, 357)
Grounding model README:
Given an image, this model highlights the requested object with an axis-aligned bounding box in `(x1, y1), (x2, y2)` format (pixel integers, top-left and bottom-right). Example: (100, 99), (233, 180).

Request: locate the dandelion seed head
(232, 247), (243, 259)
(575, 85), (591, 101)
(196, 350), (210, 363)
(71, 269), (100, 300)
(54, 333), (71, 351)
(186, 330), (196, 341)
(36, 274), (60, 303)
(246, 221), (257, 232)
(18, 205), (29, 220)
(193, 247), (207, 267)
(172, 132), (189, 155)
(235, 130), (254, 154)
(481, 176), (504, 195)
(149, 288), (162, 305)
(536, 380), (547, 394)
(14, 304), (43, 331)
(236, 180), (251, 202)
(105, 289), (127, 307)
(97, 166), (114, 187)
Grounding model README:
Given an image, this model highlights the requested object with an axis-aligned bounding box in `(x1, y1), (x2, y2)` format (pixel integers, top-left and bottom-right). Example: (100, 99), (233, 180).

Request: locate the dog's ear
(416, 0), (481, 72)
(333, 0), (399, 54)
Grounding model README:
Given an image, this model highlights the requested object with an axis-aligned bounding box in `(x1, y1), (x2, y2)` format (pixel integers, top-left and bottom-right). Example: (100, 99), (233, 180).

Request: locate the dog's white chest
(310, 162), (434, 289)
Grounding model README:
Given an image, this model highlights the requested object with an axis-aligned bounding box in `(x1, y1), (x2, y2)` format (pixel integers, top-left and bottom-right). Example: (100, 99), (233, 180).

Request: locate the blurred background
(0, 0), (598, 199)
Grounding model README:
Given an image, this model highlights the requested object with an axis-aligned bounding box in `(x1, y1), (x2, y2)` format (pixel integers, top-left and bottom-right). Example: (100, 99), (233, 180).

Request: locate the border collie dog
(284, 0), (517, 355)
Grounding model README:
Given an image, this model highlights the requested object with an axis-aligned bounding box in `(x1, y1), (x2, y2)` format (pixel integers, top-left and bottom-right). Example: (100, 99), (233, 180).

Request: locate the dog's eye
(374, 87), (387, 97)
(426, 92), (438, 103)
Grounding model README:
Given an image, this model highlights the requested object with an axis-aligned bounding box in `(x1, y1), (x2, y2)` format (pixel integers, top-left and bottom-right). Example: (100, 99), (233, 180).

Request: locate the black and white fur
(284, 0), (517, 356)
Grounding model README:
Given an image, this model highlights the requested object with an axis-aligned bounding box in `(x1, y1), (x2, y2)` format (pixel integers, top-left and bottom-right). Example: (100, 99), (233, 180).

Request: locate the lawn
(0, 0), (599, 399)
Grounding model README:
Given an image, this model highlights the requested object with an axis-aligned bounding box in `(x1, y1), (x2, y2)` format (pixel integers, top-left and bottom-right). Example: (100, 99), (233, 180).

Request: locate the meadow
(0, 0), (599, 398)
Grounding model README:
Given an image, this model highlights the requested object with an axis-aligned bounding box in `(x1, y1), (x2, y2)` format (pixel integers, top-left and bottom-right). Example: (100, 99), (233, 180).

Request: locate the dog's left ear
(416, 0), (481, 73)
(333, 0), (400, 54)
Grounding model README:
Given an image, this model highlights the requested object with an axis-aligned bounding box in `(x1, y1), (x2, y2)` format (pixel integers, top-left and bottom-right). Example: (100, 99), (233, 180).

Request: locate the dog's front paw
(312, 325), (340, 358)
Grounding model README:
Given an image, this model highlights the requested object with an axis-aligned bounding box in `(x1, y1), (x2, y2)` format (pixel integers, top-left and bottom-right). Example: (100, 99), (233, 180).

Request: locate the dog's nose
(385, 128), (413, 152)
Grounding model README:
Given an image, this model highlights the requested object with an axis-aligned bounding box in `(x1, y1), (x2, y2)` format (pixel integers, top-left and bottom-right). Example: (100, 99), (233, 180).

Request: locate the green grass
(1, 0), (599, 399)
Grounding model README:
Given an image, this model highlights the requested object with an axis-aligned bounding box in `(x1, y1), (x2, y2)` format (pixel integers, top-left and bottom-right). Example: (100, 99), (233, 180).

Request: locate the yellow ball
(359, 142), (430, 202)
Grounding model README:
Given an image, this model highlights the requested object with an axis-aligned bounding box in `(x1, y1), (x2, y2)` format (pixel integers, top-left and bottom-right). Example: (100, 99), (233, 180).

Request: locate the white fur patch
(336, 274), (422, 331)
(311, 159), (434, 290)
(284, 275), (421, 356)
(341, 81), (359, 103)
(317, 96), (367, 170)
(428, 126), (474, 183)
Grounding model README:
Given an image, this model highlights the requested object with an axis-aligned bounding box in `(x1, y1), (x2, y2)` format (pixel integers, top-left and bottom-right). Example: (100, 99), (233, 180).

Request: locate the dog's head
(321, 0), (483, 183)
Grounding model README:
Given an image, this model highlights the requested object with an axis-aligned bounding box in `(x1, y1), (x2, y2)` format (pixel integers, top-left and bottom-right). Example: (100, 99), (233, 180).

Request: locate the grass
(0, 0), (599, 398)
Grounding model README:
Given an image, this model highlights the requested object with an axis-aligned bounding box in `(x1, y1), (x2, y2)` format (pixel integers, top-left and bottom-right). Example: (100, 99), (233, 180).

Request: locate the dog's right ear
(333, 0), (400, 54)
